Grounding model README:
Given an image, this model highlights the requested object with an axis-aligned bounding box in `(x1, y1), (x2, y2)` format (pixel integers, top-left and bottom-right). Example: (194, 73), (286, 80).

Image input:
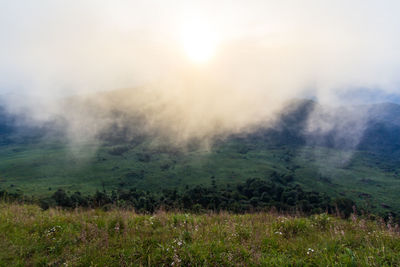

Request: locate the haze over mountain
(1, 95), (400, 156)
(1, 1), (400, 148)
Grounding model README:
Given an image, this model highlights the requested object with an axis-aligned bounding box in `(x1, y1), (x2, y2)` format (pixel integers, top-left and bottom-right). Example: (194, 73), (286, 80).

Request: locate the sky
(1, 0), (400, 144)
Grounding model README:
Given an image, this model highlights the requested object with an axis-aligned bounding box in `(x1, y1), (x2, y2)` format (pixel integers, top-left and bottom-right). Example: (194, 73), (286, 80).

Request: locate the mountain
(0, 105), (15, 139)
(0, 98), (400, 216)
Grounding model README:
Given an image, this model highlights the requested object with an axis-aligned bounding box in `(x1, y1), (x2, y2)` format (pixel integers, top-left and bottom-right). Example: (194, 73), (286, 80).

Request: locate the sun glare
(182, 19), (219, 63)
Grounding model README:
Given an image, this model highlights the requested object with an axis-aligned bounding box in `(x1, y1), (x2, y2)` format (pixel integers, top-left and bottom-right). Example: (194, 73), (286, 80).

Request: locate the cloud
(1, 0), (400, 146)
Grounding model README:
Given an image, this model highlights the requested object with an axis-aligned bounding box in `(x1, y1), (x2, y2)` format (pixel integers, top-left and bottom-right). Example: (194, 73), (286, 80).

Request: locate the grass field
(0, 203), (399, 266)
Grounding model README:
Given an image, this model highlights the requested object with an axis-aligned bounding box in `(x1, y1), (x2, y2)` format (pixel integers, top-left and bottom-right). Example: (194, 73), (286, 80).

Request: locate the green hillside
(0, 137), (399, 216)
(1, 99), (400, 217)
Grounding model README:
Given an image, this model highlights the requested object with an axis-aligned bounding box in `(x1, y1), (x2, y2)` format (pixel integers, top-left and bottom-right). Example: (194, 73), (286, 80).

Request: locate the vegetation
(1, 140), (399, 218)
(2, 178), (359, 220)
(0, 203), (399, 266)
(1, 101), (400, 265)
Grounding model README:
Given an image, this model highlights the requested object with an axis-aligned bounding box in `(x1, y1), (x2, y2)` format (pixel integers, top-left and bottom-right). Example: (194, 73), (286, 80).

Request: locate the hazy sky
(1, 0), (400, 99)
(1, 1), (400, 144)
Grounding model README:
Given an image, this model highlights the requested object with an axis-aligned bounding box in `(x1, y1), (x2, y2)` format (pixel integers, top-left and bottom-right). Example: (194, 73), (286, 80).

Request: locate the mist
(1, 0), (400, 147)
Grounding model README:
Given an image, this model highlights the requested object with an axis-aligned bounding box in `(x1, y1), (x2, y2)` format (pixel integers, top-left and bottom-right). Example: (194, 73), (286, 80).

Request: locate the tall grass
(0, 203), (399, 266)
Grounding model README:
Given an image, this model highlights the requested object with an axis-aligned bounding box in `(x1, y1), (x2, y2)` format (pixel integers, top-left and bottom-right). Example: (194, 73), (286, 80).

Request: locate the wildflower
(46, 225), (62, 236)
(177, 241), (182, 246)
(307, 248), (315, 255)
(274, 231), (283, 235)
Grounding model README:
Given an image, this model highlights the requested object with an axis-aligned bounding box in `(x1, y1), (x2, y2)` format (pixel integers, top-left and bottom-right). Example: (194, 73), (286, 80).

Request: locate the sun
(181, 19), (219, 63)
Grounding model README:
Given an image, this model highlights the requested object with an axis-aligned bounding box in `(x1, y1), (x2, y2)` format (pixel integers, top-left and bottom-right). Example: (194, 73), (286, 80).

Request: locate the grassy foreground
(0, 204), (399, 266)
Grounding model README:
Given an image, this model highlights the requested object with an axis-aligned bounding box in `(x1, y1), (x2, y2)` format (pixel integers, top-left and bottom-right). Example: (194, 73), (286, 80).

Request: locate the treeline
(31, 178), (358, 218)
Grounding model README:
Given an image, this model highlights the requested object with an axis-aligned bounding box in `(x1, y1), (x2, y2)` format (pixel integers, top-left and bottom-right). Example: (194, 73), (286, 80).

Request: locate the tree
(52, 189), (71, 207)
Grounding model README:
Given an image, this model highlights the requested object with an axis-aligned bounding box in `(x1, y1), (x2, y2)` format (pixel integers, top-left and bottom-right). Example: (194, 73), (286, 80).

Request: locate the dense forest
(1, 177), (365, 220)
